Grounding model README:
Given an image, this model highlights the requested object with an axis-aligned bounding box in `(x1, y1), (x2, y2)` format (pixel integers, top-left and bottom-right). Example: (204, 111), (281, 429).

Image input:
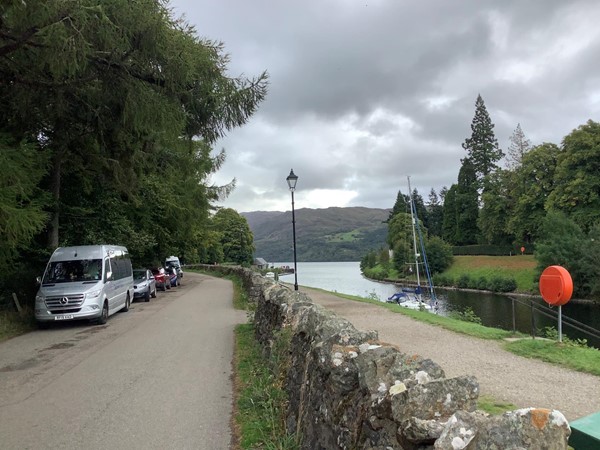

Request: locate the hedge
(452, 244), (535, 256)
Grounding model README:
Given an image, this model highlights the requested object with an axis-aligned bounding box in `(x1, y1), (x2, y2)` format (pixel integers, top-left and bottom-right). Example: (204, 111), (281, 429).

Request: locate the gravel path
(302, 286), (600, 421)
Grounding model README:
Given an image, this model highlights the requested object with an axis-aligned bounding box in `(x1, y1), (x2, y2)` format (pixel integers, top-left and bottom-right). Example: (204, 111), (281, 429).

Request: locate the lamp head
(286, 169), (298, 191)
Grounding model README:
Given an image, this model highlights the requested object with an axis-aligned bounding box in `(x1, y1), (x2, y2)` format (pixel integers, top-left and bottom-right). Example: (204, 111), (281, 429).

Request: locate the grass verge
(234, 324), (297, 450)
(441, 255), (537, 293)
(504, 338), (600, 377)
(0, 308), (36, 343)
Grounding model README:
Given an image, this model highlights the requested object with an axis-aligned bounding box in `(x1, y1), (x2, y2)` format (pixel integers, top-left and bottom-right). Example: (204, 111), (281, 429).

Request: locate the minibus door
(104, 257), (117, 310)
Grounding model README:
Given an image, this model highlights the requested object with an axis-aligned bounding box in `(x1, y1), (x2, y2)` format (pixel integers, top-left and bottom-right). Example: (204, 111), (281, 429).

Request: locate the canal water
(275, 261), (600, 347)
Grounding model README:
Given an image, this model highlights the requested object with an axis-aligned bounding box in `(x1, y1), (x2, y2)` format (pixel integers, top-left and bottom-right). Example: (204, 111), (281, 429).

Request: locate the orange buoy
(539, 265), (573, 306)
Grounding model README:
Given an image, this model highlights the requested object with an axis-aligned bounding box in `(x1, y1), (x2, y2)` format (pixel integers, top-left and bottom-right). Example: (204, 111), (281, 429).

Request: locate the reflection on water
(275, 261), (600, 347)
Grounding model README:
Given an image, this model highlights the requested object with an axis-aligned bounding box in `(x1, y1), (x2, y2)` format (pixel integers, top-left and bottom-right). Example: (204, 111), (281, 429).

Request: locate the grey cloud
(171, 0), (600, 213)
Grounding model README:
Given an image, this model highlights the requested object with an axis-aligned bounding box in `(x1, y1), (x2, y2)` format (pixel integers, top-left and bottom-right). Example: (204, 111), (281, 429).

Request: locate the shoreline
(362, 274), (599, 305)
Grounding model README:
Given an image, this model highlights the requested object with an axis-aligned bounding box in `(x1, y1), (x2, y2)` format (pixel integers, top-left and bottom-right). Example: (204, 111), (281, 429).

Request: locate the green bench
(569, 411), (600, 450)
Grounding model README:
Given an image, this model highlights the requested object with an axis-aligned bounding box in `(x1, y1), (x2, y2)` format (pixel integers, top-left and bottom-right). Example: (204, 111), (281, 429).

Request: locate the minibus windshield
(43, 259), (103, 284)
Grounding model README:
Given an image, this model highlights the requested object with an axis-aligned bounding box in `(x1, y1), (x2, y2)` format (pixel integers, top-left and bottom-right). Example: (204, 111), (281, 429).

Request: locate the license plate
(54, 314), (74, 321)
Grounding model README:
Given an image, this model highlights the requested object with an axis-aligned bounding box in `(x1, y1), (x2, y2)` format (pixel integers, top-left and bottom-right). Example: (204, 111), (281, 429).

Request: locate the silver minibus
(35, 245), (134, 327)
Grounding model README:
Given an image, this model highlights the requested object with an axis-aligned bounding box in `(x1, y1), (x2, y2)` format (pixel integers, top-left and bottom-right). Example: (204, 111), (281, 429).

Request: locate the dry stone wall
(196, 265), (571, 449)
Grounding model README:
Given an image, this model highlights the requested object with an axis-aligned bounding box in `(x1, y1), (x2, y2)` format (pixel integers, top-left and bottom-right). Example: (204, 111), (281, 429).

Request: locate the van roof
(51, 245), (128, 260)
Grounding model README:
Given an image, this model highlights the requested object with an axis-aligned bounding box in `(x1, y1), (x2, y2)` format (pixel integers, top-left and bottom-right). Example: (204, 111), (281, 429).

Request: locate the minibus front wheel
(96, 301), (109, 325)
(122, 294), (131, 312)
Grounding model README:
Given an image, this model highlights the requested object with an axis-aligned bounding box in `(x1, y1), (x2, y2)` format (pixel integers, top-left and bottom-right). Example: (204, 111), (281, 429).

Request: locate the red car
(151, 267), (171, 291)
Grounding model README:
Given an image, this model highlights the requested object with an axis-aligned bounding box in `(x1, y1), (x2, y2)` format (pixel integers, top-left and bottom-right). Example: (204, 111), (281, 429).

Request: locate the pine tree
(387, 190), (409, 221)
(455, 158), (479, 245)
(442, 185), (458, 244)
(462, 94), (504, 186)
(426, 188), (444, 237)
(505, 123), (531, 169)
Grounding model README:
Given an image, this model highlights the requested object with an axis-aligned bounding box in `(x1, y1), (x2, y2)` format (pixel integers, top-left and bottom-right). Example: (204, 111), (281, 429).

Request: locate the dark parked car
(151, 267), (171, 291)
(133, 269), (157, 302)
(166, 265), (179, 287)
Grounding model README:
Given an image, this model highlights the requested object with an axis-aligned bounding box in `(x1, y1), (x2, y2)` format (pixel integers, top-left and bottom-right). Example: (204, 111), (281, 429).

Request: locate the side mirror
(106, 271), (113, 281)
(36, 276), (42, 285)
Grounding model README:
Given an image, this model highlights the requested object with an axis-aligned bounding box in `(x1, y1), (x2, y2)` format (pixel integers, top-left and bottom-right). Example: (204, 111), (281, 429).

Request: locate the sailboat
(387, 176), (437, 312)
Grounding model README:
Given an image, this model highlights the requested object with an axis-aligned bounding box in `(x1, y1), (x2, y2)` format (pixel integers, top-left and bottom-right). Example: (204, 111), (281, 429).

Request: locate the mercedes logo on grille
(60, 297), (69, 305)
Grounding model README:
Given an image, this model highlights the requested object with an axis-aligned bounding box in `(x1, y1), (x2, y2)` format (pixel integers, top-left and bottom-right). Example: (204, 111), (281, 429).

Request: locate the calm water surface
(276, 261), (600, 347)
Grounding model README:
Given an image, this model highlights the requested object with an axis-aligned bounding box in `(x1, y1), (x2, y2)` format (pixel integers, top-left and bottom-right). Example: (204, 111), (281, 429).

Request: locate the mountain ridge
(243, 206), (390, 262)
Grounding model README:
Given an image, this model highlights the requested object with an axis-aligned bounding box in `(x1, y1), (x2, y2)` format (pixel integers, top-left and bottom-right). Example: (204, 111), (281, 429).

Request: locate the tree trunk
(47, 150), (62, 249)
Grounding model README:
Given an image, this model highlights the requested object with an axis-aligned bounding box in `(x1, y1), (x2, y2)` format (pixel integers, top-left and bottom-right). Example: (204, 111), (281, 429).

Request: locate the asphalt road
(0, 272), (245, 450)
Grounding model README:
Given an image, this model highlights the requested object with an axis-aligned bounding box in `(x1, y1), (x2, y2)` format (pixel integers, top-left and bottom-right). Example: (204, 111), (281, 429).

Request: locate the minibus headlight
(87, 289), (102, 299)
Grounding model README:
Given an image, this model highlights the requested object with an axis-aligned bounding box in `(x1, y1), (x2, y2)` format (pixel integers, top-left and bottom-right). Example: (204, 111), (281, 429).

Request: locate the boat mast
(407, 176), (421, 297)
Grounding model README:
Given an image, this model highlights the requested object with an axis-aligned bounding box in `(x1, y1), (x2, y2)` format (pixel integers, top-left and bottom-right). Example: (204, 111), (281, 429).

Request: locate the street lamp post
(286, 169), (299, 291)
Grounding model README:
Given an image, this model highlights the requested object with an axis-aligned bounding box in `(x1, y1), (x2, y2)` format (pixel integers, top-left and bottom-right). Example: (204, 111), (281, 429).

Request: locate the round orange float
(539, 265), (573, 306)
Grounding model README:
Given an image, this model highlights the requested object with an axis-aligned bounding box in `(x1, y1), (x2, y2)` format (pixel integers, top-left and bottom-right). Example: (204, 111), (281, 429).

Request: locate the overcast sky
(169, 0), (600, 213)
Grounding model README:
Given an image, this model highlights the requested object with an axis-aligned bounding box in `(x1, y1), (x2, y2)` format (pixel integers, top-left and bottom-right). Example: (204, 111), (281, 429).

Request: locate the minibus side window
(104, 258), (112, 282)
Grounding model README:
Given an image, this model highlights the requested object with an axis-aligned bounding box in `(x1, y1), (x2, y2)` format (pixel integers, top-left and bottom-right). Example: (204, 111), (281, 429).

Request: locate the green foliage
(487, 276), (517, 293)
(212, 208), (254, 265)
(505, 123), (532, 169)
(388, 190), (410, 221)
(462, 94), (504, 182)
(424, 236), (453, 274)
(442, 184), (459, 244)
(534, 211), (600, 299)
(476, 276), (488, 290)
(478, 170), (514, 245)
(457, 274), (472, 289)
(452, 245), (527, 256)
(432, 273), (454, 287)
(477, 395), (518, 415)
(504, 338), (600, 377)
(0, 0), (267, 290)
(360, 250), (378, 270)
(362, 264), (390, 281)
(0, 135), (49, 272)
(542, 327), (589, 348)
(455, 158), (479, 245)
(235, 324), (298, 449)
(0, 308), (36, 342)
(425, 188), (444, 237)
(441, 255), (536, 293)
(546, 120), (600, 231)
(449, 306), (482, 324)
(506, 143), (560, 244)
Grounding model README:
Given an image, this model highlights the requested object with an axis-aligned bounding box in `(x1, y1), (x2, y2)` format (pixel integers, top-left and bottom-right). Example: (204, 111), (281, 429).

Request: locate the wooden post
(512, 297), (516, 334)
(12, 292), (23, 315)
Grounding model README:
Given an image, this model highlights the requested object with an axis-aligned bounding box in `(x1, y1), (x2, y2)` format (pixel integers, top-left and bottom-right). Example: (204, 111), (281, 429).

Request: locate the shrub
(425, 236), (454, 274)
(457, 274), (471, 289)
(542, 326), (590, 348)
(363, 265), (389, 280)
(449, 306), (482, 324)
(477, 276), (488, 290)
(452, 245), (533, 256)
(433, 274), (453, 287)
(487, 276), (517, 292)
(467, 276), (480, 290)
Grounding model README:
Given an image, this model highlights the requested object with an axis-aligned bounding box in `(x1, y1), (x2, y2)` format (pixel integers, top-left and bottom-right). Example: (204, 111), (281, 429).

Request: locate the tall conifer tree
(455, 158), (479, 245)
(462, 95), (504, 187)
(505, 123), (531, 169)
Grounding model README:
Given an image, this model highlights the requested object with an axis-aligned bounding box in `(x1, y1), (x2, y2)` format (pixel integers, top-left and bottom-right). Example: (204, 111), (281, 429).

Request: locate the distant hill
(243, 207), (390, 262)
